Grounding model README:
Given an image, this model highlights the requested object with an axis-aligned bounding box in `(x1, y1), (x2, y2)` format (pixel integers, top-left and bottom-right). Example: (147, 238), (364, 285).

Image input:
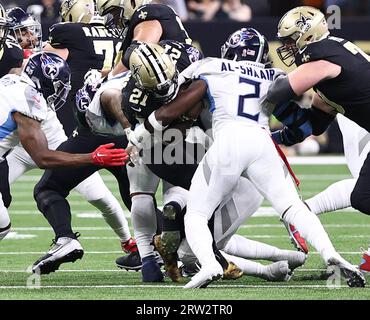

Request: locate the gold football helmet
(129, 42), (178, 102)
(0, 4), (9, 49)
(276, 6), (330, 66)
(96, 0), (151, 28)
(60, 0), (95, 23)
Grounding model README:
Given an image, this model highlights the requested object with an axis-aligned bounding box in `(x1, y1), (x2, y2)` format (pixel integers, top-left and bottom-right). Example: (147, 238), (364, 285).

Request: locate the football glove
(91, 143), (129, 166)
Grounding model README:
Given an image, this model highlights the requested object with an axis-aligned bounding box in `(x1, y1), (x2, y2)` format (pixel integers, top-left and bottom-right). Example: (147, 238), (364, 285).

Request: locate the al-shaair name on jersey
(120, 4), (192, 64)
(0, 74), (47, 160)
(0, 36), (23, 78)
(179, 57), (283, 134)
(296, 36), (370, 132)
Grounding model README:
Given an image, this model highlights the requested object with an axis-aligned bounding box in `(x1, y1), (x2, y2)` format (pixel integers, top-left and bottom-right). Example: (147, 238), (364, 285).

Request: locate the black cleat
(116, 251), (142, 271)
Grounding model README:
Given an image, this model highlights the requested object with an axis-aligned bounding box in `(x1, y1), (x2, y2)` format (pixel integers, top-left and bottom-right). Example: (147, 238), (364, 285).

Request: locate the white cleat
(264, 261), (292, 282)
(32, 237), (84, 275)
(327, 256), (366, 288)
(184, 263), (223, 289)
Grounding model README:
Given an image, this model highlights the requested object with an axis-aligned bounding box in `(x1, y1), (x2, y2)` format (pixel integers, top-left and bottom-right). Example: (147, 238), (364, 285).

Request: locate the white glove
(128, 123), (152, 150)
(84, 69), (103, 91)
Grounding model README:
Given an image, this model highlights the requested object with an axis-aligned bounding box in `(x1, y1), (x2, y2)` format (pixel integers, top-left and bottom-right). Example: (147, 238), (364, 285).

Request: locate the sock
(34, 189), (75, 239)
(131, 194), (157, 259)
(221, 251), (266, 279)
(305, 179), (355, 215)
(184, 212), (219, 268)
(283, 201), (340, 263)
(224, 234), (282, 260)
(89, 192), (131, 243)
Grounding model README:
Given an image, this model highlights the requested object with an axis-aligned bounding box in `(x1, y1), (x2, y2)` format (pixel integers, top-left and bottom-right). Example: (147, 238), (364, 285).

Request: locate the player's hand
(91, 143), (129, 166)
(126, 143), (141, 167)
(84, 69), (103, 91)
(128, 123), (152, 150)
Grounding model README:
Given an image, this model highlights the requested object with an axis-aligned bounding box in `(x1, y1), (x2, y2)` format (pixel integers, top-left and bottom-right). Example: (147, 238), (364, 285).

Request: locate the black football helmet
(7, 7), (42, 50)
(23, 52), (72, 111)
(221, 28), (270, 65)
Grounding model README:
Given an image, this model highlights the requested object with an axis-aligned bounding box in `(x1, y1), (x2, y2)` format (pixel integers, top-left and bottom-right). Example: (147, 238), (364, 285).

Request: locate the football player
(263, 6), (370, 216)
(262, 6), (370, 269)
(0, 52), (127, 243)
(96, 0), (192, 77)
(31, 0), (139, 275)
(0, 4), (23, 77)
(82, 40), (208, 282)
(5, 7), (136, 266)
(128, 28), (366, 288)
(44, 0), (122, 135)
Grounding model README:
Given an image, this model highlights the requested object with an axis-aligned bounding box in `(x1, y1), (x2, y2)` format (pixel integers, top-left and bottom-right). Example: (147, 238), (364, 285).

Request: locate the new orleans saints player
(262, 6), (370, 217)
(44, 0), (122, 135)
(96, 0), (192, 77)
(0, 4), (23, 77)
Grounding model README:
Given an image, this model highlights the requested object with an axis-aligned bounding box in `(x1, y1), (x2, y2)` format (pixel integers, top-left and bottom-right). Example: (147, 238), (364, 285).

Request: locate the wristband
(148, 112), (168, 131)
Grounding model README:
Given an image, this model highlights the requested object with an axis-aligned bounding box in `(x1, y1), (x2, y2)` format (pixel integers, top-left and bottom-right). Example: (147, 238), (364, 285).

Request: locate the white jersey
(85, 72), (131, 136)
(0, 74), (47, 160)
(179, 58), (283, 136)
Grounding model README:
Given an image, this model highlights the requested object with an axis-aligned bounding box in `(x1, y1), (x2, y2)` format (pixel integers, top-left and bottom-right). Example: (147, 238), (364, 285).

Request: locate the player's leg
(73, 172), (133, 244)
(184, 131), (247, 288)
(305, 179), (355, 215)
(245, 130), (365, 287)
(223, 235), (306, 271)
(6, 146), (35, 183)
(351, 153), (370, 215)
(220, 251), (291, 282)
(0, 160), (11, 240)
(119, 162), (162, 281)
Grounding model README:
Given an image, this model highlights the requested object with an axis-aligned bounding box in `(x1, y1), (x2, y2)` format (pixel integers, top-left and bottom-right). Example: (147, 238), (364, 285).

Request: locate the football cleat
(184, 263), (223, 289)
(153, 235), (182, 282)
(223, 261), (243, 280)
(32, 236), (84, 274)
(116, 251), (142, 271)
(359, 248), (370, 273)
(141, 255), (164, 282)
(328, 256), (366, 288)
(282, 220), (309, 254)
(264, 261), (292, 282)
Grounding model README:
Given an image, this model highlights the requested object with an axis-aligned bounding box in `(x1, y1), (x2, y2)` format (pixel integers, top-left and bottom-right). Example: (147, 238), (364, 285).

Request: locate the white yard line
(0, 284), (353, 289)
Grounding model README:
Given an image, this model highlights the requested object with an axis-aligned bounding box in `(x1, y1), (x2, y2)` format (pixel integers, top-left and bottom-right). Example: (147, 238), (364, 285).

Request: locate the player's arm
(43, 43), (69, 61)
(263, 60), (341, 112)
(128, 80), (206, 149)
(112, 20), (163, 76)
(13, 112), (128, 168)
(100, 88), (132, 131)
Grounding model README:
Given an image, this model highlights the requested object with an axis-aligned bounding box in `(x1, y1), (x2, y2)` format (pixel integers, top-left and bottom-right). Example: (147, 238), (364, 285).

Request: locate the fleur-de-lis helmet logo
(296, 13), (312, 31)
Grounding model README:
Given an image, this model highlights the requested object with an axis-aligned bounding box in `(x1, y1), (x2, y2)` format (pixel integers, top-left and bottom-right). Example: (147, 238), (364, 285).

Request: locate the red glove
(91, 143), (129, 167)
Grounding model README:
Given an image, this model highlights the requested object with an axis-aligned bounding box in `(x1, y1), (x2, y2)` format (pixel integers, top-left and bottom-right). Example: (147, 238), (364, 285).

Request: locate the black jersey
(295, 36), (370, 132)
(49, 22), (122, 95)
(120, 4), (192, 64)
(0, 36), (23, 78)
(122, 41), (198, 123)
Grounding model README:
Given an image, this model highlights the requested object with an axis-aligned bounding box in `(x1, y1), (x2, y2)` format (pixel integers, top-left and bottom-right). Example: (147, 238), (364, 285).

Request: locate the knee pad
(34, 189), (66, 213)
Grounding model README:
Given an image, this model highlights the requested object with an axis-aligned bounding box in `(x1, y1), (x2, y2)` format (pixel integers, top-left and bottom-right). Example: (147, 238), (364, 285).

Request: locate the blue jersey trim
(0, 111), (17, 140)
(199, 76), (216, 113)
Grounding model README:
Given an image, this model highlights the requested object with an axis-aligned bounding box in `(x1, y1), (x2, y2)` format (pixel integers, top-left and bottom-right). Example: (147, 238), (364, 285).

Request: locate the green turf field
(1, 164), (370, 300)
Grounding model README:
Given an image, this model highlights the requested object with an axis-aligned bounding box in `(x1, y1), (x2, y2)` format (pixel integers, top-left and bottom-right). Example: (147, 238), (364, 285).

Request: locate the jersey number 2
(237, 77), (261, 121)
